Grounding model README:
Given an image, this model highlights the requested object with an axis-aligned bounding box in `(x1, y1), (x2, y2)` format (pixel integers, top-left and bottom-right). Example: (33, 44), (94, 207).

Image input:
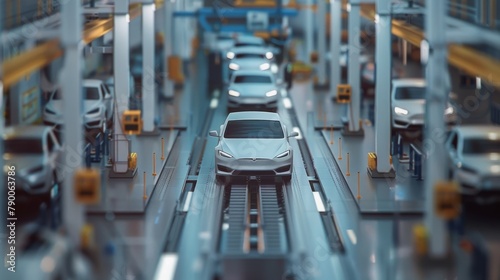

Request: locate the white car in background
(226, 46), (278, 78)
(446, 126), (500, 202)
(227, 70), (279, 112)
(391, 79), (456, 130)
(210, 111), (298, 183)
(43, 79), (114, 131)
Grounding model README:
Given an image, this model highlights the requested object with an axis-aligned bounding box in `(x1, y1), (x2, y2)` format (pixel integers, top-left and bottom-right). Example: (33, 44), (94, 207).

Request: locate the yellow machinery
(336, 84), (352, 103)
(434, 181), (461, 220)
(128, 152), (138, 170)
(122, 110), (143, 135)
(74, 168), (100, 205)
(168, 55), (184, 84)
(413, 224), (428, 256)
(367, 153), (393, 170)
(291, 61), (313, 81)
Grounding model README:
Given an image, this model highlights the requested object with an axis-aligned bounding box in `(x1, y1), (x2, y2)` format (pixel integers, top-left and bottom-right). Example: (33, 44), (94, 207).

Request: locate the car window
(450, 133), (458, 151)
(4, 138), (43, 154)
(84, 86), (101, 100)
(235, 53), (265, 59)
(462, 138), (500, 154)
(235, 42), (262, 47)
(234, 75), (272, 84)
(395, 86), (425, 100)
(224, 120), (284, 139)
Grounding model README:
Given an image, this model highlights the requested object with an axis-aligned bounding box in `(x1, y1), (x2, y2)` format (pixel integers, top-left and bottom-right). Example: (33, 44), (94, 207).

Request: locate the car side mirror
(209, 130), (219, 137)
(288, 131), (299, 138)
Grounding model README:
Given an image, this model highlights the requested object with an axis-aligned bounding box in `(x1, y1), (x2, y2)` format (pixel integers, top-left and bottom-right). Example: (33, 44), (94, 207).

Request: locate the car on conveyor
(43, 79), (114, 132)
(391, 79), (456, 131)
(3, 125), (62, 221)
(227, 70), (279, 112)
(209, 112), (298, 183)
(226, 46), (279, 78)
(445, 125), (500, 203)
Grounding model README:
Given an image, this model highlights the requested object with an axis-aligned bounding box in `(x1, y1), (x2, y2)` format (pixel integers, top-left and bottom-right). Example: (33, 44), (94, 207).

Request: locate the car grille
(235, 170), (275, 176)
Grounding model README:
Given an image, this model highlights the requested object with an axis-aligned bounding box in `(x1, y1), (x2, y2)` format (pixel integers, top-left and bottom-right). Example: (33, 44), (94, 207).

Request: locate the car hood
(229, 84), (277, 98)
(462, 155), (500, 175)
(232, 59), (270, 69)
(3, 154), (45, 173)
(46, 100), (101, 114)
(392, 99), (425, 115)
(220, 138), (288, 159)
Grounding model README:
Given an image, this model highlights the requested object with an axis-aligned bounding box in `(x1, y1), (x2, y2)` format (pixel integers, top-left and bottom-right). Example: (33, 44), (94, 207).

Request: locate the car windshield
(234, 75), (272, 84)
(395, 86), (425, 100)
(235, 53), (265, 59)
(235, 42), (261, 47)
(462, 138), (500, 154)
(224, 120), (284, 139)
(4, 139), (43, 154)
(84, 87), (101, 100)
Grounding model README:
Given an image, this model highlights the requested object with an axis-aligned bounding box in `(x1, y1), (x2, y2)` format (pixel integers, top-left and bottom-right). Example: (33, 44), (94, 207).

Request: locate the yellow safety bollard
(338, 138), (342, 160)
(357, 172), (361, 199)
(346, 153), (351, 176)
(161, 137), (165, 161)
(330, 125), (334, 145)
(143, 172), (147, 200)
(152, 152), (157, 177)
(80, 224), (94, 250)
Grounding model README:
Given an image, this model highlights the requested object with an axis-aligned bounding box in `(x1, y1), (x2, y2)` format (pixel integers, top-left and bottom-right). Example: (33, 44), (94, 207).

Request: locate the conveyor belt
(221, 182), (286, 255)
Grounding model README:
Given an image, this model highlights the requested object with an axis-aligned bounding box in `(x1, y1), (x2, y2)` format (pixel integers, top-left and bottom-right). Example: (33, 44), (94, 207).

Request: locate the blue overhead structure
(174, 7), (298, 33)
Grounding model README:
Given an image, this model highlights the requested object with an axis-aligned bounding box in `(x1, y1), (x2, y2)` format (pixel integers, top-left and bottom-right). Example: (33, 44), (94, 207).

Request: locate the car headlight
(270, 64), (279, 73)
(259, 63), (270, 71)
(28, 165), (44, 174)
(45, 107), (56, 114)
(276, 150), (290, 158)
(265, 51), (273, 59)
(265, 90), (278, 97)
(444, 106), (454, 115)
(219, 150), (233, 158)
(228, 90), (240, 97)
(229, 62), (240, 70)
(227, 52), (235, 59)
(394, 106), (408, 115)
(87, 107), (101, 114)
(461, 165), (477, 174)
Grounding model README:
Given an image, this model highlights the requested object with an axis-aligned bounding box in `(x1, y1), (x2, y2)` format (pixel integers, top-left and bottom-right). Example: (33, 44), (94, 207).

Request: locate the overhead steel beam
(1, 3), (143, 89)
(359, 3), (500, 87)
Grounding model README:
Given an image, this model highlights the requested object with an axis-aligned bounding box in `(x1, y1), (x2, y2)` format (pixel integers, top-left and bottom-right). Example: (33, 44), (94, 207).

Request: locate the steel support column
(424, 0), (448, 257)
(61, 0), (84, 244)
(330, 0), (342, 99)
(317, 0), (327, 85)
(163, 0), (174, 98)
(347, 0), (361, 132)
(305, 0), (314, 62)
(374, 0), (392, 173)
(112, 0), (130, 173)
(142, 2), (156, 132)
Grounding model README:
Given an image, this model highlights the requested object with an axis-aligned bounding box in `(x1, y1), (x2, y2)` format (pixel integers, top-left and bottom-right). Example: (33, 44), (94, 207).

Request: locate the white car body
(446, 126), (500, 198)
(210, 112), (298, 182)
(227, 70), (279, 111)
(226, 46), (279, 80)
(391, 79), (456, 130)
(43, 79), (114, 130)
